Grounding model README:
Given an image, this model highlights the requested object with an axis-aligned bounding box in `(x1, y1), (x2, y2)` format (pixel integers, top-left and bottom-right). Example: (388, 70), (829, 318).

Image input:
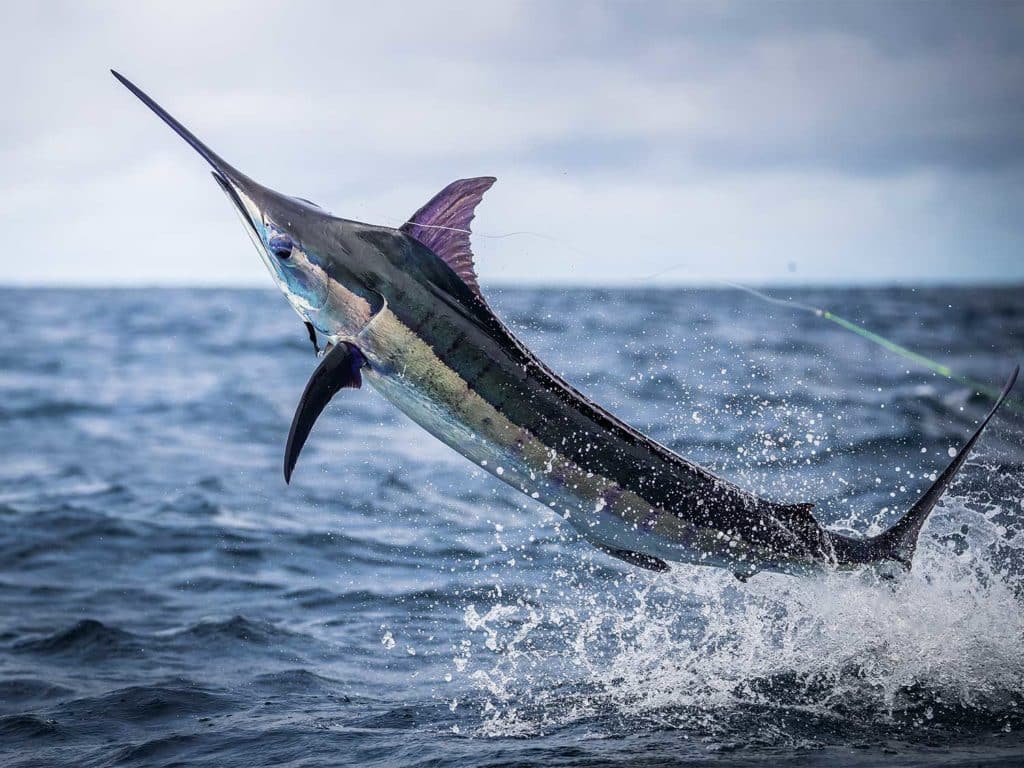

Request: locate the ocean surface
(1, 285), (1022, 767)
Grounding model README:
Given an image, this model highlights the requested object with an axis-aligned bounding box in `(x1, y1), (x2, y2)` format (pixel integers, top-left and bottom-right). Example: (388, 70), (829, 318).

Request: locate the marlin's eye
(268, 232), (293, 260)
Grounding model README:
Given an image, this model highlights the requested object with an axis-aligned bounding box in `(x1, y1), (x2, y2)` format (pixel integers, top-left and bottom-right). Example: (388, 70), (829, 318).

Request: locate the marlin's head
(112, 71), (381, 338)
(210, 171), (330, 324)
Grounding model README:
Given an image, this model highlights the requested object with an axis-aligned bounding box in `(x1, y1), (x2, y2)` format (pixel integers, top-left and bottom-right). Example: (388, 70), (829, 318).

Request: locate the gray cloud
(516, 2), (1024, 177)
(1, 1), (1022, 285)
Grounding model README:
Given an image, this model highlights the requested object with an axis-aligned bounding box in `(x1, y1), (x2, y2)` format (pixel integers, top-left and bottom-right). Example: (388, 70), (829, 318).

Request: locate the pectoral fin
(284, 341), (366, 484)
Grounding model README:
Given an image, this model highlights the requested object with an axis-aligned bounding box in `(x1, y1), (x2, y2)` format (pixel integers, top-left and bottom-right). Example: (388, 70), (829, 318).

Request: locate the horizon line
(1, 278), (1022, 291)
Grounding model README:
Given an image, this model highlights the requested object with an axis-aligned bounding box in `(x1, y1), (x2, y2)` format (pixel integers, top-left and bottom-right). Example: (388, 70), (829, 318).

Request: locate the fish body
(348, 231), (827, 576)
(113, 71), (1018, 578)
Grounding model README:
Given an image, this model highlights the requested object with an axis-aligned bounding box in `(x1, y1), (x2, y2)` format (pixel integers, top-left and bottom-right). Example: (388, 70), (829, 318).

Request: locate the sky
(3, 1), (1023, 286)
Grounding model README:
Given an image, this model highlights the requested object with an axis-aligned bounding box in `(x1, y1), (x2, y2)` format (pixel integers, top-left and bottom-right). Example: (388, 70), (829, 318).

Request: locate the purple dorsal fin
(401, 177), (495, 299)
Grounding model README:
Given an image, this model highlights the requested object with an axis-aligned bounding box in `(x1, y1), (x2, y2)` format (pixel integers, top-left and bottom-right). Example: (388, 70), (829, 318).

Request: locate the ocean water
(1, 285), (1022, 767)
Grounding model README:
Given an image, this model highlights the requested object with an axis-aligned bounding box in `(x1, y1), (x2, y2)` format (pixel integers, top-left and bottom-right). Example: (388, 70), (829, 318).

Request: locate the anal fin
(597, 545), (670, 573)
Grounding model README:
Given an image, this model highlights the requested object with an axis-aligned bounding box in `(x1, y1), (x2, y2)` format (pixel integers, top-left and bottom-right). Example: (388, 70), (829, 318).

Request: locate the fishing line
(397, 220), (592, 256)
(718, 280), (1024, 414)
(647, 264), (1021, 413)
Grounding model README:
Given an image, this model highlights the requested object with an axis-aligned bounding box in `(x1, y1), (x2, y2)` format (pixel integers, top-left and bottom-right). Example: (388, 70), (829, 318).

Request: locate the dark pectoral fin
(597, 545), (670, 573)
(284, 341), (365, 484)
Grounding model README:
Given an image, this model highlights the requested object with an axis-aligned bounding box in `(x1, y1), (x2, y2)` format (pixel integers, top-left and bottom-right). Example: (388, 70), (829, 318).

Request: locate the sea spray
(456, 467), (1024, 740)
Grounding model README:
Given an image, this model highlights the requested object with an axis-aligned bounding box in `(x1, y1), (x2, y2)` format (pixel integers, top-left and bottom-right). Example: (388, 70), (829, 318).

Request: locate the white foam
(454, 465), (1024, 738)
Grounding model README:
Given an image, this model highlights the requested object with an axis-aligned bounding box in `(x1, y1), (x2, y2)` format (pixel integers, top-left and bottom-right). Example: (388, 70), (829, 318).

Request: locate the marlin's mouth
(211, 171), (261, 242)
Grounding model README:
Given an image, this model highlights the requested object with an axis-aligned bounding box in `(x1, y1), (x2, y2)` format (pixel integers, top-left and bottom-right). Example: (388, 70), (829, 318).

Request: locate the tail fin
(855, 365), (1019, 569)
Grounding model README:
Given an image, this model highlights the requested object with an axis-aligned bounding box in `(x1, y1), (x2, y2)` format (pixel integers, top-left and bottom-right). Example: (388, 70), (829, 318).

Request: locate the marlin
(114, 72), (1018, 580)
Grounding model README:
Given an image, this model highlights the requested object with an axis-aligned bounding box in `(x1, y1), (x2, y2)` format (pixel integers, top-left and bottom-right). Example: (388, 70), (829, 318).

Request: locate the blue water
(1, 286), (1022, 767)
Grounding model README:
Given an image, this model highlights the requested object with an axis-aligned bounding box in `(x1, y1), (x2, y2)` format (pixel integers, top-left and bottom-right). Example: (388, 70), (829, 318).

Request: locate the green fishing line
(818, 311), (952, 378)
(819, 309), (1022, 411)
(723, 281), (1023, 415)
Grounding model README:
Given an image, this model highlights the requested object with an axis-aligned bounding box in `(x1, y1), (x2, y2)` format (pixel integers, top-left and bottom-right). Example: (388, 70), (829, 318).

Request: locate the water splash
(455, 469), (1024, 741)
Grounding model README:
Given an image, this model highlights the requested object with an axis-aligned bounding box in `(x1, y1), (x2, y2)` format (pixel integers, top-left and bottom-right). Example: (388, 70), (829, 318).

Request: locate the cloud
(1, 1), (1022, 285)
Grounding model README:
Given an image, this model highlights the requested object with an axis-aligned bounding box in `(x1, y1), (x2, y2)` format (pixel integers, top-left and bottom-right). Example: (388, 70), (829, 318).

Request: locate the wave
(13, 619), (144, 660)
(0, 679), (75, 714)
(248, 668), (350, 698)
(0, 713), (62, 739)
(58, 680), (235, 724)
(169, 616), (301, 647)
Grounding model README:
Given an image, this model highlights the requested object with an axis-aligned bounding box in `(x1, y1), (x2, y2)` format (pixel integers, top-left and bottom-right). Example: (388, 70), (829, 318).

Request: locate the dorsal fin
(401, 177), (495, 300)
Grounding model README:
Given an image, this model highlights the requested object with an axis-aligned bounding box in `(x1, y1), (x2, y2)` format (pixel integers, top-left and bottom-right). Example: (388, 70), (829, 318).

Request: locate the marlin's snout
(112, 70), (239, 185)
(113, 70), (331, 324)
(111, 70), (270, 227)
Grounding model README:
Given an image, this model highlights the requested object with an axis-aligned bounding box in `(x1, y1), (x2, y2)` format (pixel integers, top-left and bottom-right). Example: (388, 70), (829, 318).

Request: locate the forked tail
(832, 365), (1019, 569)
